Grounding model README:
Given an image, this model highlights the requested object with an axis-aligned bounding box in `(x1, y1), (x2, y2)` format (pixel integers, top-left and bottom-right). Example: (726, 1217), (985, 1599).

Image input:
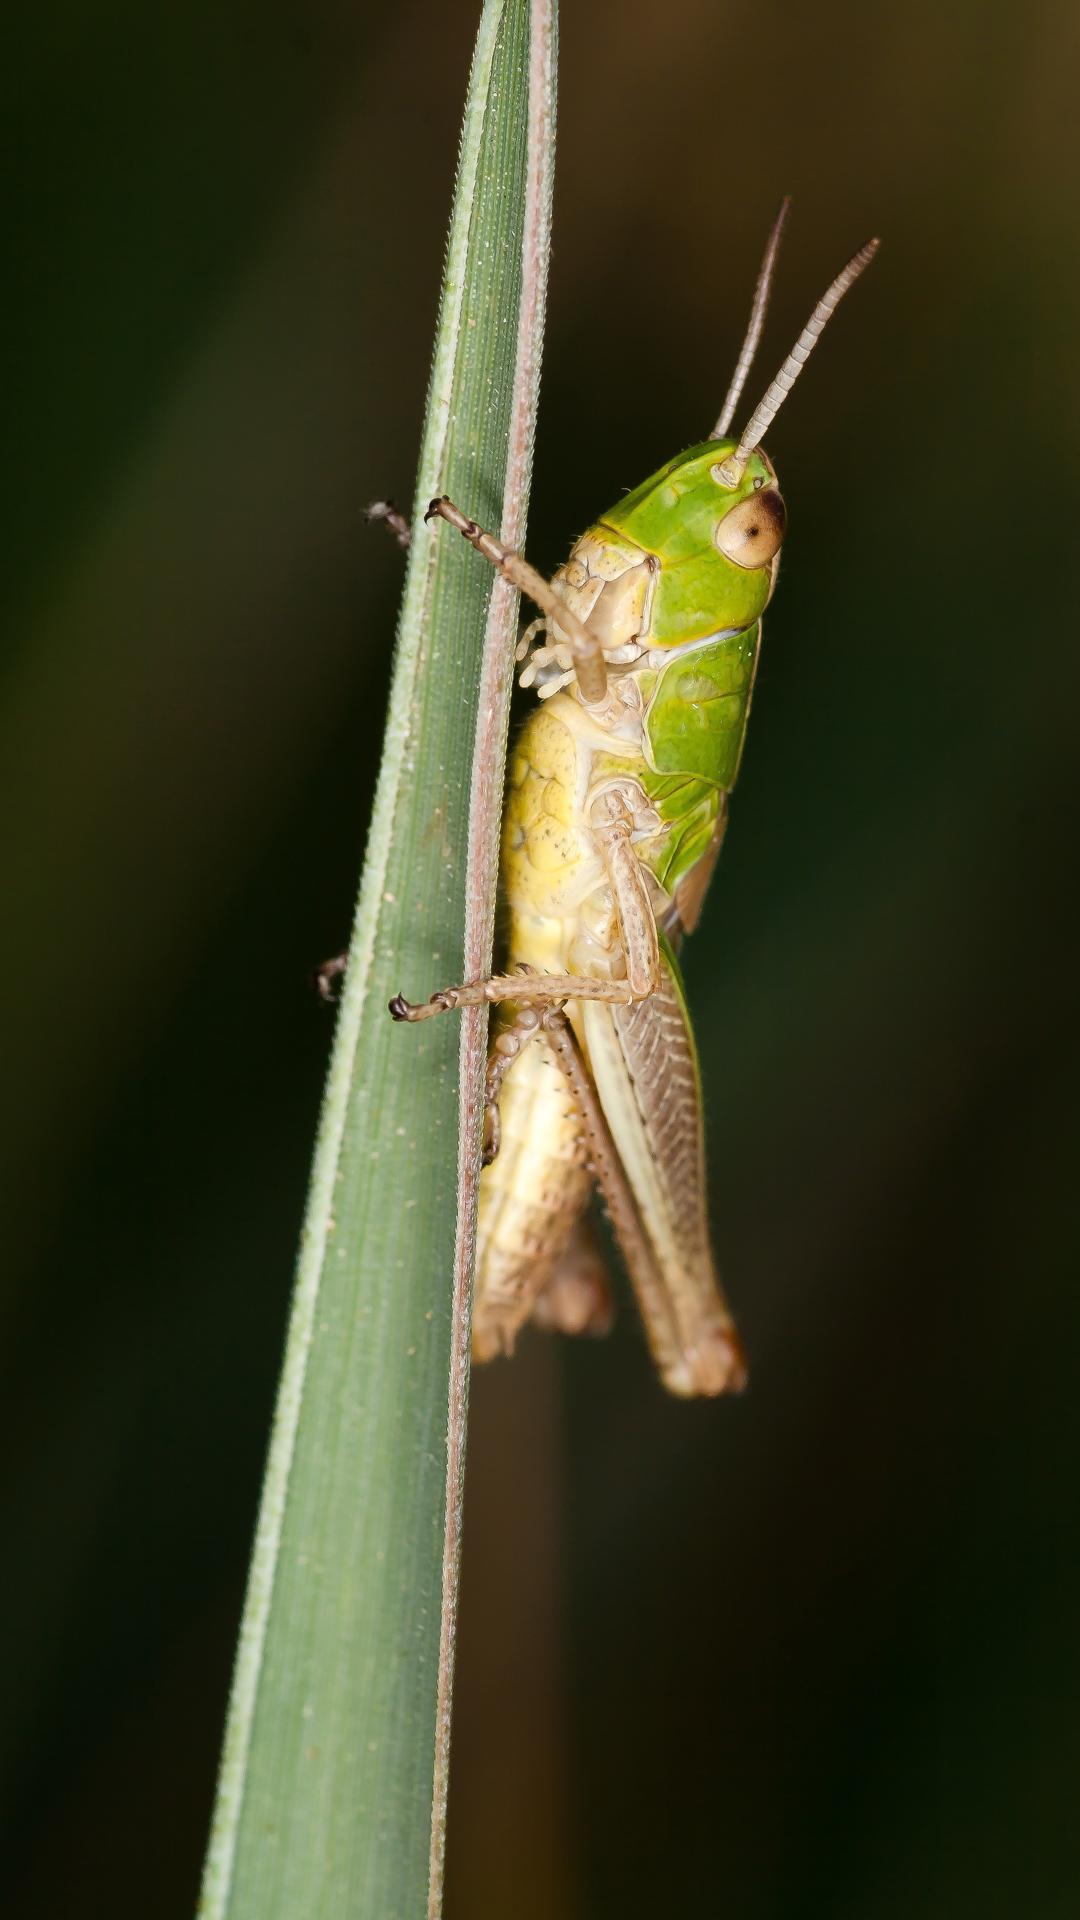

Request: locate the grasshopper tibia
(483, 1004), (543, 1165)
(389, 973), (636, 1021)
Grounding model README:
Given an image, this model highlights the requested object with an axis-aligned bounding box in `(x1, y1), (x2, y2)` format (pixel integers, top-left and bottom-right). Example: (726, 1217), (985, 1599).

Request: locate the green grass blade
(198, 5), (557, 1916)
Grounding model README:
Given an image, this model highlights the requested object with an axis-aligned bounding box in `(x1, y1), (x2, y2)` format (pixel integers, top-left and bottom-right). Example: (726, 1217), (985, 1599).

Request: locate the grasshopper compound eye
(714, 488), (786, 569)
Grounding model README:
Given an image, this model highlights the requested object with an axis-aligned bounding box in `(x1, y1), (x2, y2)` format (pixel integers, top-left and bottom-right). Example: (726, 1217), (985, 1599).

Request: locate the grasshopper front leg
(425, 496), (612, 708)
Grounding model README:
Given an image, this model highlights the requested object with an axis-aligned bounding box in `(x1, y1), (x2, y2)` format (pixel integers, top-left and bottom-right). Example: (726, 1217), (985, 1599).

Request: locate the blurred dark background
(4, 2), (1078, 1914)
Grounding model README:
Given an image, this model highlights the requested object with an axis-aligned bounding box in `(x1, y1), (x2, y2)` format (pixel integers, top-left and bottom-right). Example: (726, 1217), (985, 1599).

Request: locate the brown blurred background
(4, 2), (1079, 1914)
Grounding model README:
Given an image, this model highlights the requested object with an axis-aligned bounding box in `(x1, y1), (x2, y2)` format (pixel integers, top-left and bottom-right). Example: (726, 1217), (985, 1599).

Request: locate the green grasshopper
(389, 204), (878, 1395)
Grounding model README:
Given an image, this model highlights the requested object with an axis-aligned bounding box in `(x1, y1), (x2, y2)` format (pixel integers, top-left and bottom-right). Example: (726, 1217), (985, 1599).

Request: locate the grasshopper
(389, 204), (878, 1395)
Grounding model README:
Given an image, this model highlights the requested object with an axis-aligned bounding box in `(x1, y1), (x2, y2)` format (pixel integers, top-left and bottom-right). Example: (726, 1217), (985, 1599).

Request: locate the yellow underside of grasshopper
(473, 695), (600, 1357)
(474, 681), (741, 1396)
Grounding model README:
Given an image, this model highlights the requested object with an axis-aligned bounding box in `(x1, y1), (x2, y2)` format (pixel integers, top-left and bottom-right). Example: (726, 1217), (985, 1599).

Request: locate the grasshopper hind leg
(484, 1004), (613, 1340)
(478, 1006), (614, 1351)
(474, 1005), (595, 1362)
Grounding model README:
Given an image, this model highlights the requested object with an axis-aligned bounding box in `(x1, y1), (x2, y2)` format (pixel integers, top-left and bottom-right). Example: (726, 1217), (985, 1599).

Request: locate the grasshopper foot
(364, 499), (411, 549)
(314, 953), (348, 1002)
(665, 1326), (748, 1398)
(425, 495), (481, 540)
(388, 988), (455, 1021)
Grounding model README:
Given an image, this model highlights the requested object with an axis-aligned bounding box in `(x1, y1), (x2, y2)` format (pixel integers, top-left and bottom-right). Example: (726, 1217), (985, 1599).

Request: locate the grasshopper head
(601, 439), (786, 645)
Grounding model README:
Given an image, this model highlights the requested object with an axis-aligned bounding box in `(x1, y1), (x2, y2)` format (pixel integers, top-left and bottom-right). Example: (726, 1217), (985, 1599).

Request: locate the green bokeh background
(5, 3), (1078, 1914)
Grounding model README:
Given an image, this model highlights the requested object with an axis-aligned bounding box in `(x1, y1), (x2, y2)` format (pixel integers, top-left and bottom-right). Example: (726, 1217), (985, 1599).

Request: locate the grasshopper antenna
(711, 196), (791, 440)
(731, 236), (880, 467)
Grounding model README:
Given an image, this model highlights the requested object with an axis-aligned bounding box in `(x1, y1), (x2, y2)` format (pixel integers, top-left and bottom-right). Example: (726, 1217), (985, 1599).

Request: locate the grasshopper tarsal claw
(425, 493), (612, 706)
(387, 990), (451, 1022)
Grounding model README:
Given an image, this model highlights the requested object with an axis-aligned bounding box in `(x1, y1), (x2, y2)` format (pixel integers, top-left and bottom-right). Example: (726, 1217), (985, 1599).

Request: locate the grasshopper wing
(581, 939), (746, 1396)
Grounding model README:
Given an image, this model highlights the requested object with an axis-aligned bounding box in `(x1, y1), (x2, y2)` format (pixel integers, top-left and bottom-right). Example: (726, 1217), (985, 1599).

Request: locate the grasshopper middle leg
(390, 793), (660, 1020)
